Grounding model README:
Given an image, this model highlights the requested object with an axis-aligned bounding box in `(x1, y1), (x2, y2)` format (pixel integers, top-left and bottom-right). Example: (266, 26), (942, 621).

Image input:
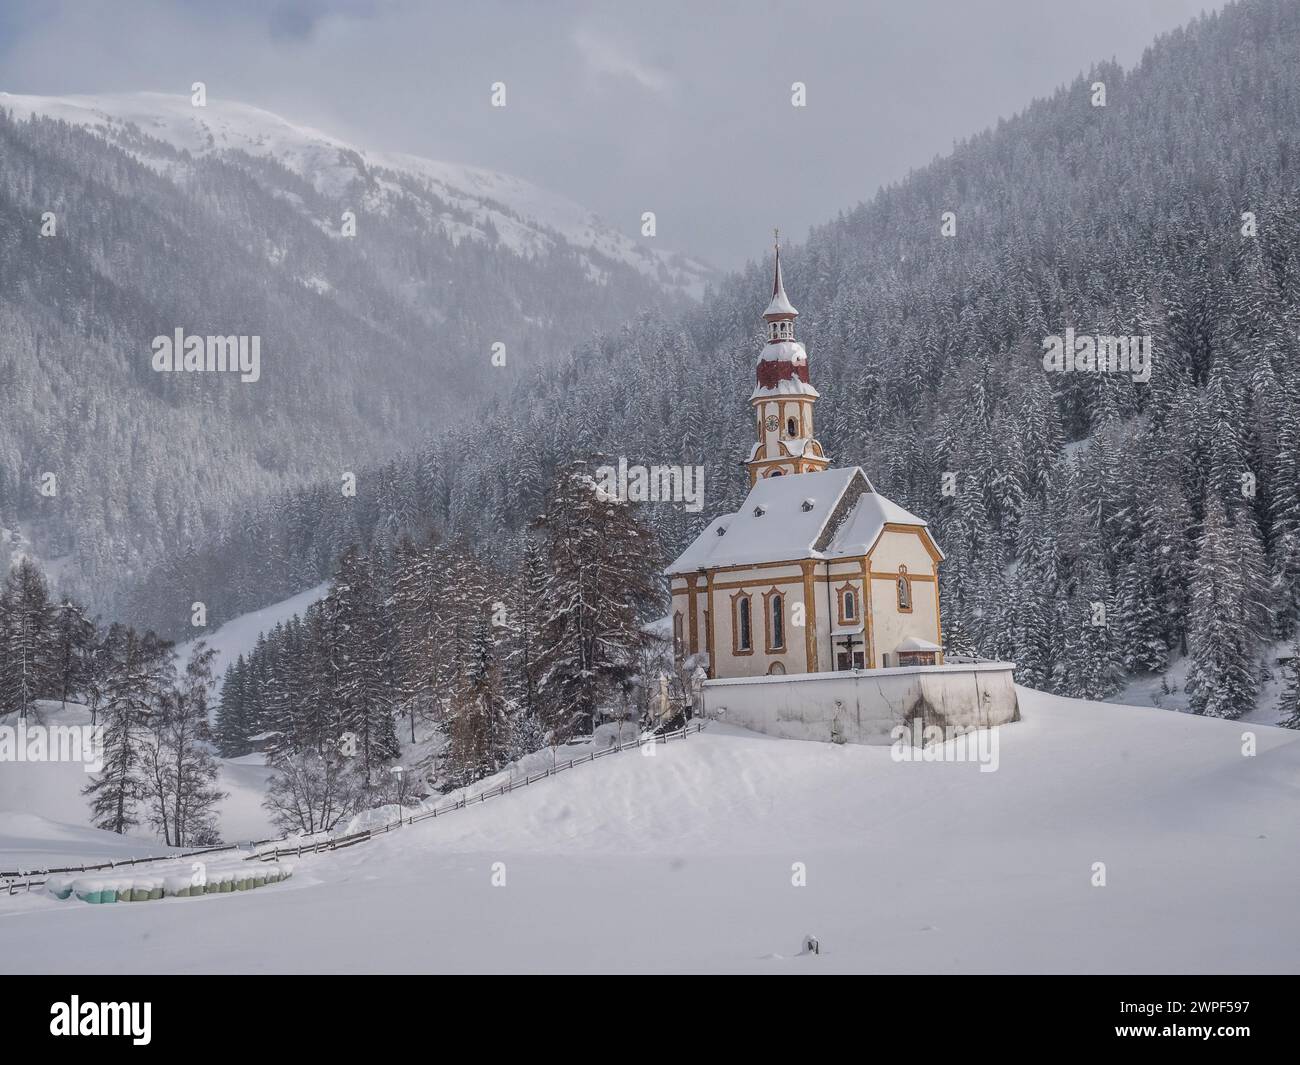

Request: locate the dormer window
(801, 498), (814, 512)
(754, 505), (766, 516)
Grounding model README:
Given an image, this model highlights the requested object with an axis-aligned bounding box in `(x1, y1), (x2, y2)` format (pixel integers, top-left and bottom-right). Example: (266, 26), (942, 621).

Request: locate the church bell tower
(744, 232), (829, 486)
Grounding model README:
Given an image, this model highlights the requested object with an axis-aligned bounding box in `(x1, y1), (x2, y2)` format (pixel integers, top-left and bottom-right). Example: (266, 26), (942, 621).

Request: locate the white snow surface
(0, 92), (713, 298)
(2, 687), (1297, 973)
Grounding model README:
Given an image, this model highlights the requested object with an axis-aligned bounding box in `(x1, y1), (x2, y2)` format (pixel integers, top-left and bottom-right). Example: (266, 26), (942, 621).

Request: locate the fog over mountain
(0, 92), (706, 605)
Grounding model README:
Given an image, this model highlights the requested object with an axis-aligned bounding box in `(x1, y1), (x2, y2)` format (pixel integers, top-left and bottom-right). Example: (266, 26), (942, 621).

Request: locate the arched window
(786, 416), (797, 437)
(763, 588), (786, 653)
(836, 582), (858, 626)
(767, 661), (786, 676)
(733, 593), (753, 654)
(897, 565), (912, 612)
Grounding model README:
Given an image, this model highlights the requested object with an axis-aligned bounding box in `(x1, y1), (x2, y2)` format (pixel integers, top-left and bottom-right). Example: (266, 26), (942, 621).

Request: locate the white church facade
(667, 240), (947, 681)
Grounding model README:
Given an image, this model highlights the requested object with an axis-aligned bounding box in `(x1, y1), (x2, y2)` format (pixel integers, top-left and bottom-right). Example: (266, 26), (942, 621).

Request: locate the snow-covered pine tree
(391, 535), (449, 744)
(1187, 496), (1264, 719)
(1115, 556), (1168, 674)
(82, 625), (175, 834)
(445, 611), (511, 787)
(1, 557), (56, 719)
(51, 598), (97, 709)
(214, 655), (252, 757)
(534, 462), (661, 742)
(330, 546), (398, 779)
(1059, 557), (1125, 700)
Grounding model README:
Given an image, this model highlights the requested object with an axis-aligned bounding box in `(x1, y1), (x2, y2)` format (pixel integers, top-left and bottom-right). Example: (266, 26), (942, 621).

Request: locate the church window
(733, 593), (753, 655)
(763, 588), (786, 653)
(836, 581), (859, 625)
(897, 566), (912, 612)
(786, 417), (797, 437)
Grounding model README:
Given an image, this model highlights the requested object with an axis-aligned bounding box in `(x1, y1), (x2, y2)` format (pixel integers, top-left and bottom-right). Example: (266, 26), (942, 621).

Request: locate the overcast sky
(0, 0), (1221, 268)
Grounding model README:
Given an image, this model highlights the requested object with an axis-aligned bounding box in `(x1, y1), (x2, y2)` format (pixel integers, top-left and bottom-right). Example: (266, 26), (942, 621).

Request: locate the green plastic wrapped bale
(219, 878), (232, 893)
(235, 876), (250, 891)
(252, 874), (267, 889)
(46, 876), (75, 900)
(205, 880), (220, 895)
(163, 876), (192, 898)
(130, 886), (150, 902)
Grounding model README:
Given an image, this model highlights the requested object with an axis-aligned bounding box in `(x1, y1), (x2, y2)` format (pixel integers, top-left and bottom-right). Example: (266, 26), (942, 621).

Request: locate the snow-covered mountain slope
(0, 92), (713, 298)
(174, 582), (329, 698)
(4, 688), (1297, 974)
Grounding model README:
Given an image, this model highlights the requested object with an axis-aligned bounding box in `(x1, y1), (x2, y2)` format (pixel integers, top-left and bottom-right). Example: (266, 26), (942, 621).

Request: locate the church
(667, 239), (946, 680)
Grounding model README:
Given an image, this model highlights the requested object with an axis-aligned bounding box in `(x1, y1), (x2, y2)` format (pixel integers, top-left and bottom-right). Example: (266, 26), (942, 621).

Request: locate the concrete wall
(699, 663), (1019, 746)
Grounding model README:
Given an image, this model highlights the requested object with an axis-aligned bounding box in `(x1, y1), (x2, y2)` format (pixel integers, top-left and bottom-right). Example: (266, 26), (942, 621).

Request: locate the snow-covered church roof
(665, 467), (940, 574)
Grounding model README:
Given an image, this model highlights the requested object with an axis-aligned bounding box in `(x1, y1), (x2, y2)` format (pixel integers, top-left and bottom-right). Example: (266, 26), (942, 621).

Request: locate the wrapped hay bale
(73, 877), (105, 903)
(46, 875), (75, 900)
(129, 879), (152, 902)
(163, 875), (192, 898)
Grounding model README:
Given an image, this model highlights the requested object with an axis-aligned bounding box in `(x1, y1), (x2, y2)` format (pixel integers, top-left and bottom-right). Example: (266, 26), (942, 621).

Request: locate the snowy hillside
(174, 582), (329, 697)
(4, 688), (1297, 974)
(0, 92), (713, 298)
(0, 702), (276, 868)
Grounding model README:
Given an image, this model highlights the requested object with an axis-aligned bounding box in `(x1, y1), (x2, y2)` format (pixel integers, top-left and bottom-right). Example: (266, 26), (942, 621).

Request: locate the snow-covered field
(0, 701), (277, 870)
(3, 688), (1297, 974)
